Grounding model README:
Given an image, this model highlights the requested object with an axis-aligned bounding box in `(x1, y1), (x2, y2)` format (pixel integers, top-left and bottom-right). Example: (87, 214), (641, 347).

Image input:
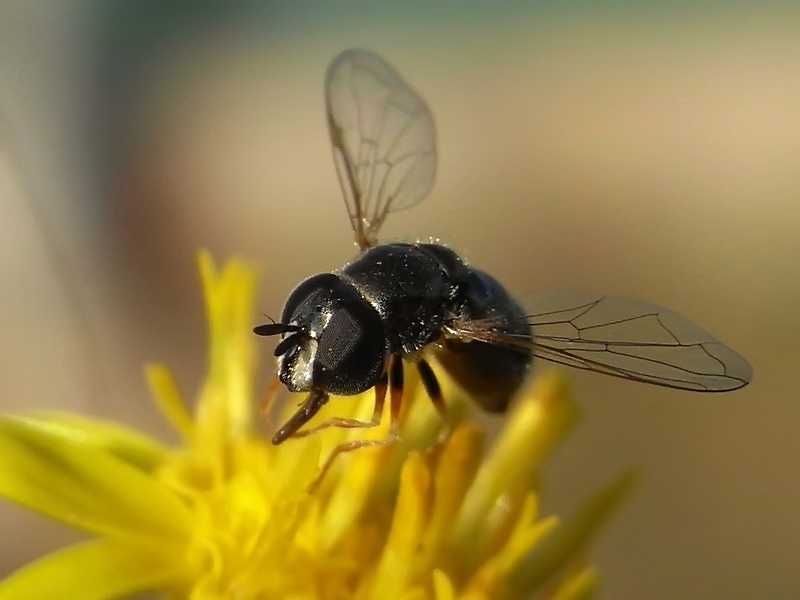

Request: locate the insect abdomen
(435, 269), (533, 413)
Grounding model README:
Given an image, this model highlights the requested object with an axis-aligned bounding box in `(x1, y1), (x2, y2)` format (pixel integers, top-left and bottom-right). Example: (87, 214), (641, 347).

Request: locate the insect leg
(417, 357), (452, 461)
(417, 358), (448, 421)
(306, 355), (403, 493)
(388, 353), (404, 434)
(271, 388), (329, 444)
(290, 370), (389, 438)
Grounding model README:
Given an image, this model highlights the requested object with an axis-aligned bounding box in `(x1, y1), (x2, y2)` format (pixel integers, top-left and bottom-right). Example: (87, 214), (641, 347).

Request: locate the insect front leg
(271, 388), (329, 445)
(305, 355), (403, 493)
(290, 370), (389, 438)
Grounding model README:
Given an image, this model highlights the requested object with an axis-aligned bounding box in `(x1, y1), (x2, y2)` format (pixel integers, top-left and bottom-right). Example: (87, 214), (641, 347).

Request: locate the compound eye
(314, 299), (386, 396)
(316, 308), (362, 371)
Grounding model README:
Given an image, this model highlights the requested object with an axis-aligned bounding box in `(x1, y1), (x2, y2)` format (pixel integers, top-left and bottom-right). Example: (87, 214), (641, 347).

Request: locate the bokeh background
(1, 1), (798, 598)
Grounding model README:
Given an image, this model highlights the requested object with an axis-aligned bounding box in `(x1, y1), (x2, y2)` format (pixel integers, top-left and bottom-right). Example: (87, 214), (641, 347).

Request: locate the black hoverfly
(255, 49), (752, 467)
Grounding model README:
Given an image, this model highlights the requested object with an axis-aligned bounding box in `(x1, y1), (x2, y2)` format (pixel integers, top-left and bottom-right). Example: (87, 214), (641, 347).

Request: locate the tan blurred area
(1, 2), (799, 598)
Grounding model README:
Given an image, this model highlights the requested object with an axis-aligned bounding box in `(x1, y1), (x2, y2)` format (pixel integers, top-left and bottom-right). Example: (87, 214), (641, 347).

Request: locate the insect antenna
(253, 321), (301, 337)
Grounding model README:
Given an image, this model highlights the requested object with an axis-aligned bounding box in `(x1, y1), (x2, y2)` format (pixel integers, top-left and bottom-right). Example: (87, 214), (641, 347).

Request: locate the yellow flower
(0, 252), (634, 600)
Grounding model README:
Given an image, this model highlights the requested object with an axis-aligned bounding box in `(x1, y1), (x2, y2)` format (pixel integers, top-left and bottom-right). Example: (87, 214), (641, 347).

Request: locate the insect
(254, 48), (752, 468)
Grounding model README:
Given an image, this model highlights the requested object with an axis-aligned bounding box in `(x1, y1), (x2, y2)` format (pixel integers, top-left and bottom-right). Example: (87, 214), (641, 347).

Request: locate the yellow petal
(450, 373), (579, 564)
(146, 364), (195, 442)
(0, 416), (193, 540)
(26, 412), (168, 470)
(507, 470), (637, 594)
(195, 250), (256, 442)
(396, 587), (429, 600)
(432, 569), (456, 600)
(369, 452), (433, 600)
(425, 423), (484, 550)
(549, 566), (599, 600)
(0, 538), (188, 600)
(462, 496), (558, 597)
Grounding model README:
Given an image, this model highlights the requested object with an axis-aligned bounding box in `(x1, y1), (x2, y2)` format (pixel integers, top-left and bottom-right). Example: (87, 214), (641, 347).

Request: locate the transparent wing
(325, 48), (437, 250)
(448, 290), (752, 392)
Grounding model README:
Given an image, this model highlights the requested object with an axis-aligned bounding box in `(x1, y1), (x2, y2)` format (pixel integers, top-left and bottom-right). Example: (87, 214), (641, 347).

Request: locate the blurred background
(1, 1), (798, 598)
